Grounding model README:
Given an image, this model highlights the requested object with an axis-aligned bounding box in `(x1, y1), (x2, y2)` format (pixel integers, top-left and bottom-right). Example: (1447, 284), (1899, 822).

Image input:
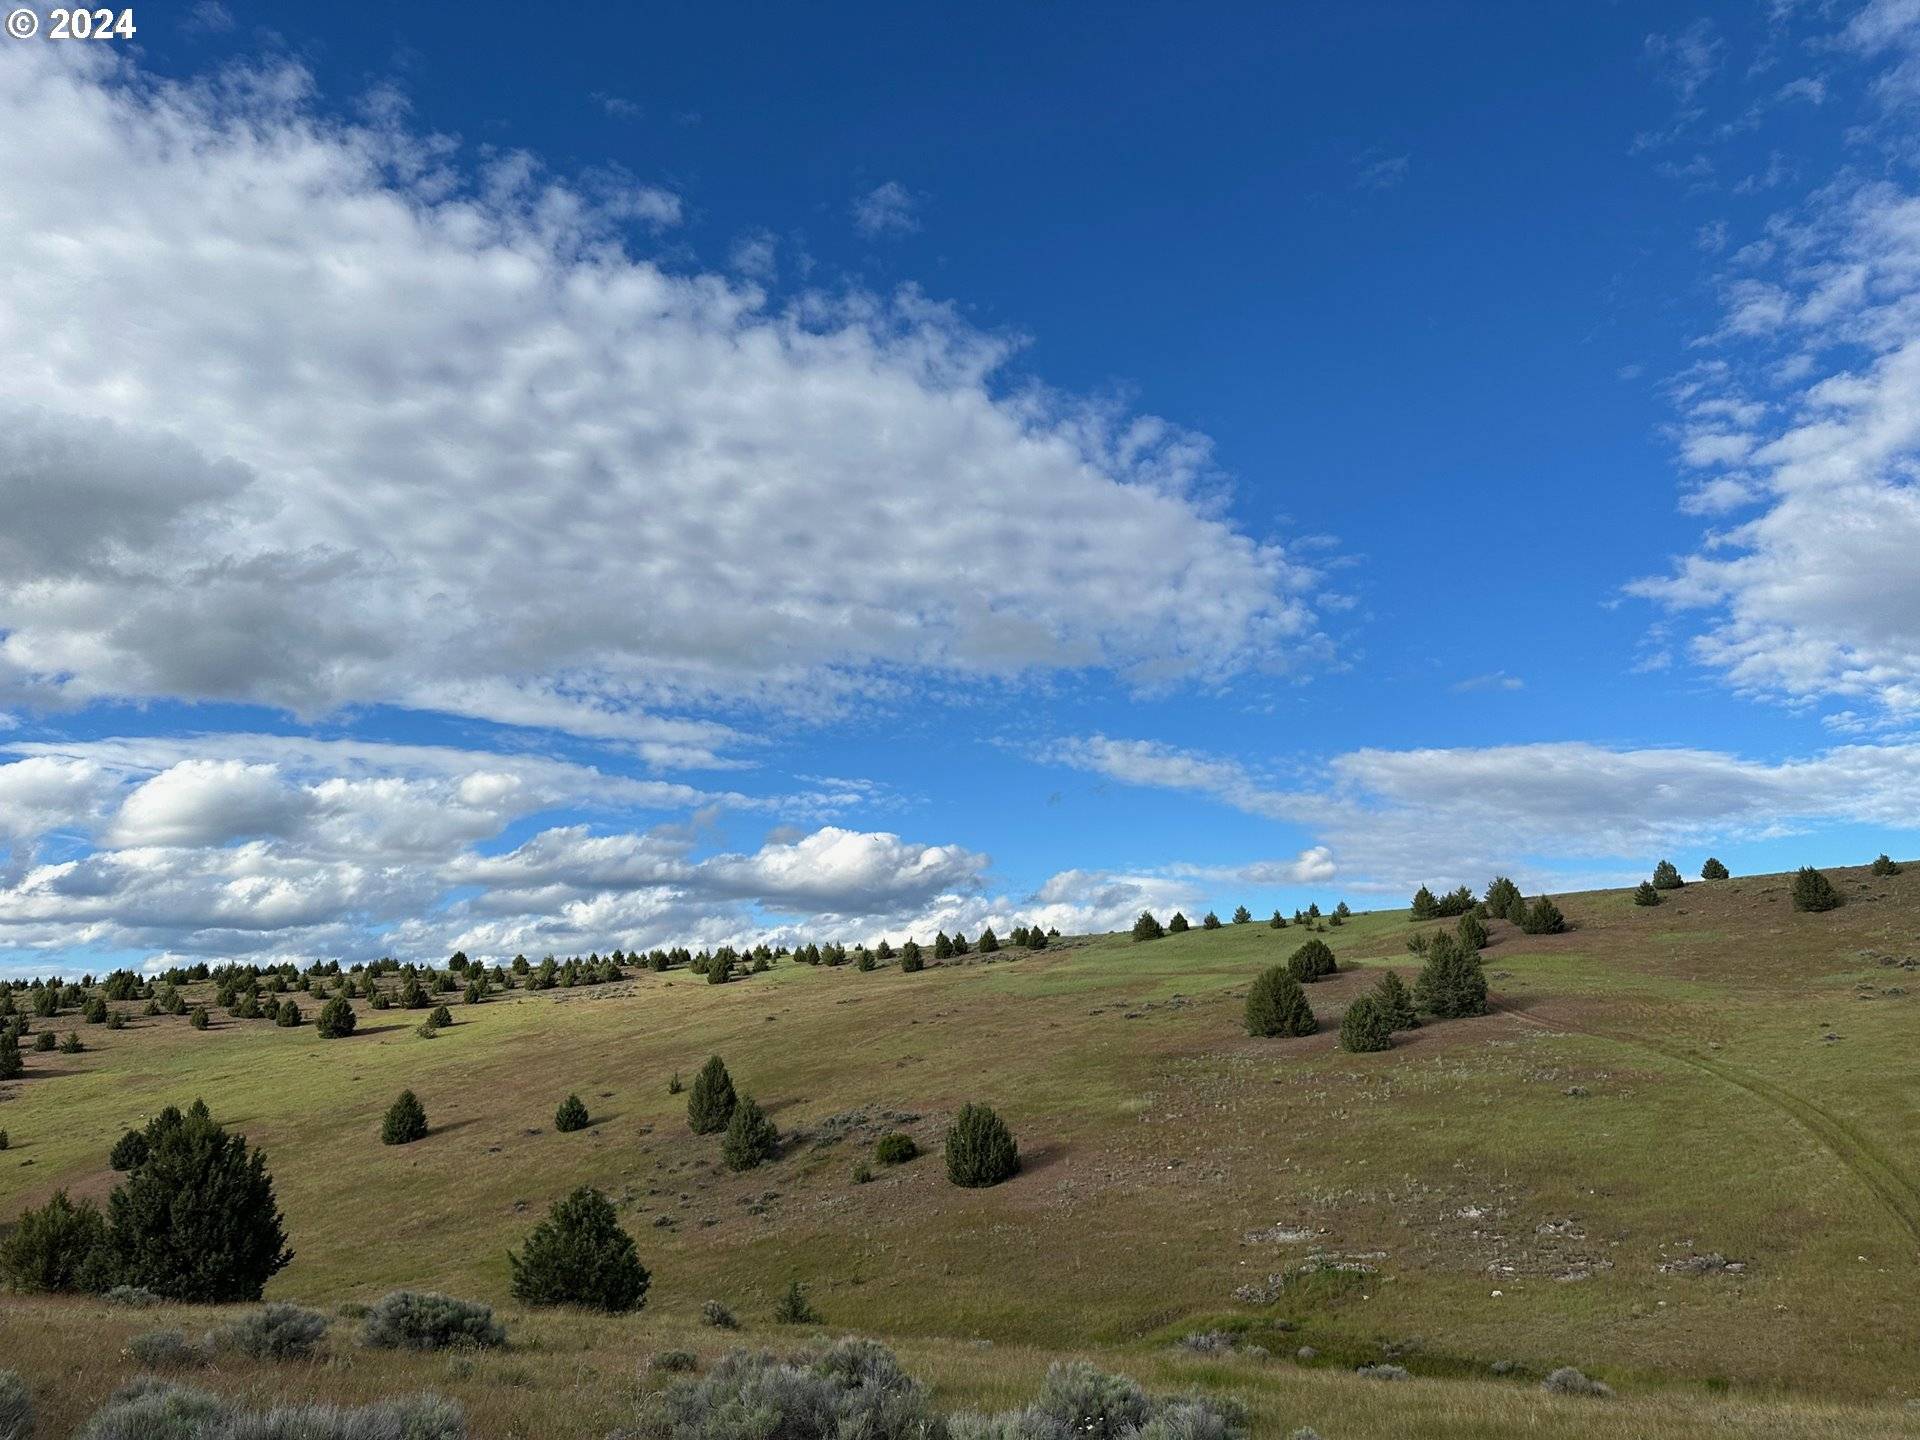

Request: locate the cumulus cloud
(851, 180), (919, 236)
(0, 47), (1325, 750)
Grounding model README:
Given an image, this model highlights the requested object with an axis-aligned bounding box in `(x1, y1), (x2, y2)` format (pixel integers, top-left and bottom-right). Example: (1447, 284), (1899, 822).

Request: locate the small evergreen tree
(103, 1103), (291, 1301)
(1870, 853), (1901, 877)
(1633, 881), (1661, 906)
(109, 1129), (150, 1172)
(1201, 911), (1222, 930)
(1372, 970), (1417, 1030)
(722, 1095), (780, 1172)
(315, 996), (356, 1039)
(1268, 910), (1286, 929)
(1700, 857), (1730, 880)
(933, 932), (953, 959)
(1791, 866), (1843, 912)
(1339, 994), (1393, 1053)
(1520, 895), (1567, 934)
(1130, 912), (1164, 943)
(1285, 938), (1337, 982)
(1232, 905), (1252, 924)
(1245, 966), (1316, 1037)
(944, 1103), (1019, 1187)
(508, 1186), (649, 1312)
(1457, 910), (1490, 950)
(0, 1189), (106, 1292)
(554, 1094), (590, 1132)
(1167, 912), (1190, 933)
(950, 932), (969, 954)
(1028, 926), (1049, 950)
(1410, 885), (1439, 920)
(0, 1029), (20, 1081)
(772, 1278), (819, 1324)
(274, 1000), (301, 1028)
(382, 1090), (428, 1146)
(1414, 932), (1490, 1018)
(900, 942), (925, 973)
(978, 927), (1000, 953)
(687, 1055), (737, 1134)
(1484, 876), (1523, 914)
(1501, 889), (1528, 925)
(1651, 859), (1684, 890)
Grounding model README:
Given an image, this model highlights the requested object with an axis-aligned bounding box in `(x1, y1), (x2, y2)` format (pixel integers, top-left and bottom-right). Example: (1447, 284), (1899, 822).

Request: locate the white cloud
(851, 180), (919, 236)
(1450, 671), (1525, 693)
(0, 48), (1325, 748)
(1645, 20), (1725, 104)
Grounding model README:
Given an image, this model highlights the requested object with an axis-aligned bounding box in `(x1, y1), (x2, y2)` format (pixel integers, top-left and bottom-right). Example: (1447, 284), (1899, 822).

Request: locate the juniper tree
(1410, 886), (1439, 920)
(1201, 912), (1222, 930)
(109, 1129), (150, 1172)
(944, 1103), (1019, 1187)
(190, 1007), (210, 1030)
(0, 1189), (106, 1293)
(508, 1186), (649, 1312)
(555, 1094), (590, 1132)
(1009, 928), (1031, 948)
(1334, 901), (1352, 920)
(1870, 853), (1901, 877)
(1232, 905), (1252, 924)
(381, 1090), (428, 1146)
(1245, 966), (1316, 1037)
(1520, 894), (1567, 934)
(1651, 859), (1684, 890)
(687, 1055), (738, 1134)
(950, 932), (970, 954)
(1339, 994), (1394, 1053)
(900, 941), (925, 973)
(722, 1095), (780, 1172)
(1167, 912), (1190, 934)
(933, 932), (953, 959)
(1700, 857), (1730, 881)
(1484, 876), (1523, 914)
(1413, 932), (1490, 1018)
(103, 1103), (292, 1301)
(1027, 927), (1048, 950)
(1268, 910), (1286, 929)
(1634, 881), (1661, 906)
(1372, 970), (1417, 1031)
(1791, 865), (1843, 912)
(1456, 910), (1489, 951)
(1501, 889), (1528, 925)
(978, 927), (1000, 953)
(0, 1030), (21, 1081)
(316, 996), (356, 1038)
(1285, 938), (1337, 983)
(1131, 912), (1164, 943)
(274, 1000), (301, 1028)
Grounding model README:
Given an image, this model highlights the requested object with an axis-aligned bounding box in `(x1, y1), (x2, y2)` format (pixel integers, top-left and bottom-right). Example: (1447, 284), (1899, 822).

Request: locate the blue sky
(2, 0), (1918, 975)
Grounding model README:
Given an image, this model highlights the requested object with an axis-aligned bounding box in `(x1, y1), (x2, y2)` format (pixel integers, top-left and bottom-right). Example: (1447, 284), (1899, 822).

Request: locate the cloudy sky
(3, 1), (1919, 975)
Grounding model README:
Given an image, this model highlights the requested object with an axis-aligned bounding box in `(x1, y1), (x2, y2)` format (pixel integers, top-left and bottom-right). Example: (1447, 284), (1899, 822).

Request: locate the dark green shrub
(83, 997), (107, 1024)
(773, 1279), (820, 1324)
(210, 1302), (330, 1360)
(1501, 890), (1528, 925)
(1285, 938), (1337, 982)
(189, 1006), (210, 1030)
(1701, 857), (1730, 881)
(1027, 927), (1048, 950)
(275, 1000), (301, 1028)
(360, 1290), (506, 1350)
(59, 1031), (83, 1054)
(554, 1094), (590, 1132)
(687, 1056), (737, 1135)
(1414, 932), (1490, 1018)
(874, 1132), (918, 1165)
(1634, 881), (1661, 906)
(1231, 906), (1252, 924)
(1268, 910), (1286, 929)
(316, 996), (356, 1039)
(1870, 853), (1901, 877)
(900, 943), (924, 973)
(1245, 966), (1315, 1037)
(1339, 995), (1394, 1053)
(0, 1130), (7, 1151)
(0, 1031), (20, 1081)
(650, 1349), (698, 1374)
(382, 1090), (428, 1145)
(1201, 911), (1222, 930)
(109, 1129), (150, 1172)
(1456, 910), (1489, 950)
(1166, 912), (1190, 934)
(102, 1103), (291, 1301)
(429, 1004), (453, 1028)
(1651, 859), (1684, 890)
(1520, 895), (1567, 934)
(978, 927), (1000, 953)
(1410, 885), (1439, 920)
(1791, 866), (1843, 912)
(508, 1186), (650, 1312)
(933, 932), (953, 959)
(944, 1103), (1019, 1187)
(854, 951), (875, 973)
(33, 1032), (53, 1053)
(721, 1095), (780, 1172)
(0, 1189), (107, 1292)
(1372, 970), (1417, 1030)
(1131, 911), (1164, 942)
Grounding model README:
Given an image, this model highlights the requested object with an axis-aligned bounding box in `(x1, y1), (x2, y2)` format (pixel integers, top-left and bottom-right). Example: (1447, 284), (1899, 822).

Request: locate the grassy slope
(3, 864), (1920, 1438)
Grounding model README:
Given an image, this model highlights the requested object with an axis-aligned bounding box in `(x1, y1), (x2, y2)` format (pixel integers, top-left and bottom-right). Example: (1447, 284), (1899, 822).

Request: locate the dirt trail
(1494, 999), (1920, 1255)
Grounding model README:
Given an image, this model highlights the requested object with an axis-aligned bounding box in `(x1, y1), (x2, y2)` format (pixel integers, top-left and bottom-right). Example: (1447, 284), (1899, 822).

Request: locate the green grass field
(4, 864), (1920, 1437)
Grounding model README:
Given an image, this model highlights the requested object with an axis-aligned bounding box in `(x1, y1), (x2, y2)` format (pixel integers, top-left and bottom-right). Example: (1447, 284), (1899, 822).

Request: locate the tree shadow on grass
(1015, 1140), (1068, 1177)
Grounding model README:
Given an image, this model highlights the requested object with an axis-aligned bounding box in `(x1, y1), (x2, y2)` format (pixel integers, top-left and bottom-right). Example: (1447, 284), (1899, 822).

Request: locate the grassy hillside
(4, 864), (1920, 1437)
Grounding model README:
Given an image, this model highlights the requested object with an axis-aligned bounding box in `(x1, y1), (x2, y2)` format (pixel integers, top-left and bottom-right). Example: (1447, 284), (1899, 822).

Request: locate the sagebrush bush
(104, 1284), (160, 1307)
(1030, 1361), (1154, 1438)
(359, 1291), (506, 1351)
(944, 1103), (1019, 1188)
(128, 1328), (211, 1370)
(873, 1132), (918, 1165)
(73, 1379), (466, 1440)
(650, 1350), (699, 1374)
(1244, 966), (1315, 1038)
(1791, 865), (1843, 911)
(1541, 1366), (1613, 1398)
(211, 1302), (331, 1360)
(643, 1339), (939, 1440)
(700, 1300), (740, 1330)
(508, 1186), (650, 1312)
(0, 1369), (31, 1440)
